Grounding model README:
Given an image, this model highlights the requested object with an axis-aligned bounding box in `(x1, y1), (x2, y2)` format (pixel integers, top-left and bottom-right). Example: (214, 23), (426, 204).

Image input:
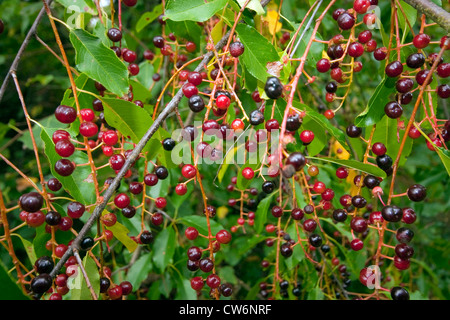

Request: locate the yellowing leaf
(263, 10), (282, 35)
(102, 211), (138, 253)
(332, 141), (350, 160)
(217, 206), (229, 219)
(211, 18), (224, 45)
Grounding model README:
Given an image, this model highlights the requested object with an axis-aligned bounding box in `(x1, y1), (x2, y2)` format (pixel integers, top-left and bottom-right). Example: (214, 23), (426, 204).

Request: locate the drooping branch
(403, 0), (450, 32)
(0, 0), (53, 104)
(45, 0), (274, 292)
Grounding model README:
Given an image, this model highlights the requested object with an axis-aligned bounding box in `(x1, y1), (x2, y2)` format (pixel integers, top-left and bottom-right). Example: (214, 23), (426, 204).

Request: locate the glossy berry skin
(249, 109), (265, 126)
(55, 159), (75, 176)
(316, 58), (331, 73)
(45, 211), (61, 226)
(412, 33), (431, 49)
(188, 95), (205, 113)
(372, 142), (387, 156)
(162, 138), (176, 151)
(381, 205), (403, 222)
(187, 72), (202, 86)
(55, 105), (77, 124)
(262, 181), (275, 194)
(185, 227), (199, 240)
(406, 53), (425, 69)
(407, 184), (426, 202)
(102, 130), (118, 146)
(55, 139), (75, 158)
(415, 69), (433, 86)
(385, 61), (403, 78)
(155, 166), (169, 180)
(350, 217), (368, 233)
(376, 154), (393, 171)
(396, 227), (414, 244)
(396, 78), (414, 93)
(31, 274), (53, 294)
(114, 193), (130, 209)
(187, 246), (202, 261)
(308, 234), (322, 247)
(182, 83), (198, 98)
(242, 167), (255, 180)
(216, 230), (232, 244)
(286, 152), (306, 171)
(373, 47), (388, 61)
(264, 77), (283, 100)
(79, 121), (98, 137)
(19, 192), (44, 213)
(337, 12), (355, 30)
(216, 95), (231, 110)
(354, 0), (370, 14)
(35, 256), (54, 274)
(390, 287), (410, 300)
(140, 231), (154, 244)
(333, 209), (347, 222)
(80, 236), (94, 250)
(346, 125), (362, 138)
(385, 101), (403, 119)
(351, 238), (364, 251)
(191, 276), (204, 291)
(229, 41), (245, 57)
(181, 164), (197, 179)
(348, 42), (364, 57)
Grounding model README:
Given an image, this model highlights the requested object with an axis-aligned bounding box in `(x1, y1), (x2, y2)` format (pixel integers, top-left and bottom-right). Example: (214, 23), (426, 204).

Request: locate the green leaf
(301, 115), (327, 156)
(152, 227), (176, 272)
(166, 20), (202, 47)
(11, 233), (37, 265)
(55, 0), (95, 13)
(434, 147), (450, 176)
(165, 0), (228, 22)
(70, 254), (100, 300)
(127, 253), (153, 290)
(136, 4), (163, 32)
(235, 24), (280, 82)
(354, 76), (397, 127)
(40, 127), (96, 205)
(237, 0), (265, 15)
(0, 260), (30, 300)
(307, 156), (387, 178)
(69, 28), (129, 97)
(179, 215), (224, 235)
(254, 193), (276, 234)
(397, 2), (417, 43)
(100, 97), (162, 156)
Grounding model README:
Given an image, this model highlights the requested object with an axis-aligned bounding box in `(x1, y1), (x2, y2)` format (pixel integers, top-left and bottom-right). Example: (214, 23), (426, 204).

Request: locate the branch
(403, 0), (450, 32)
(45, 0), (273, 293)
(0, 0), (53, 104)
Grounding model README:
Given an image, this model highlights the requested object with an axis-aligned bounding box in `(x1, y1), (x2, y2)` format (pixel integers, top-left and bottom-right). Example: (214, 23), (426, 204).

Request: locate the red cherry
(181, 164), (197, 179)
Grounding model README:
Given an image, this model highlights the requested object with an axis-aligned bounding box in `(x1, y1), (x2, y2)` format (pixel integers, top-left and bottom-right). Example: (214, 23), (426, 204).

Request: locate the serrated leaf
(70, 255), (100, 300)
(136, 4), (163, 32)
(152, 228), (176, 272)
(11, 233), (37, 265)
(355, 76), (397, 127)
(235, 24), (280, 82)
(434, 147), (450, 176)
(254, 193), (276, 234)
(179, 215), (224, 235)
(165, 0), (228, 22)
(69, 28), (129, 97)
(307, 156), (387, 178)
(127, 253), (153, 290)
(40, 127), (96, 205)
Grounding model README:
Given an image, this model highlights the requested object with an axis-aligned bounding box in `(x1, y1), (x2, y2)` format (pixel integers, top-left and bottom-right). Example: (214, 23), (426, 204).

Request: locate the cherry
(308, 234), (322, 247)
(303, 219), (317, 232)
(155, 166), (169, 180)
(188, 71), (203, 86)
(332, 8), (346, 21)
(325, 81), (338, 93)
(162, 138), (176, 151)
(264, 77), (283, 99)
(390, 287), (409, 300)
(394, 255), (410, 270)
(121, 205), (136, 218)
(80, 236), (94, 250)
(114, 193), (130, 209)
(79, 121), (98, 137)
(182, 82), (198, 98)
(286, 152), (306, 171)
(0, 19), (4, 34)
(199, 258), (214, 273)
(353, 0), (370, 14)
(55, 159), (75, 176)
(108, 285), (123, 300)
(437, 63), (450, 78)
(216, 229), (232, 244)
(364, 39), (377, 52)
(249, 109), (265, 126)
(187, 95), (205, 113)
(55, 139), (75, 158)
(358, 30), (372, 44)
(337, 12), (355, 30)
(333, 209), (347, 222)
(373, 47), (388, 61)
(330, 67), (343, 81)
(415, 69), (432, 86)
(350, 217), (368, 233)
(45, 210), (61, 226)
(348, 42), (364, 57)
(363, 175), (380, 189)
(385, 61), (403, 77)
(153, 35), (165, 48)
(35, 256), (54, 274)
(185, 227), (199, 240)
(406, 184), (426, 202)
(346, 124), (362, 137)
(280, 243), (293, 257)
(381, 205), (403, 222)
(191, 276), (204, 291)
(396, 78), (414, 93)
(350, 238), (364, 251)
(186, 41), (197, 52)
(384, 101), (403, 119)
(316, 58), (331, 73)
(55, 105), (77, 124)
(187, 246), (202, 261)
(19, 192), (44, 213)
(58, 216), (73, 231)
(262, 181), (275, 194)
(128, 63), (140, 76)
(143, 49), (154, 60)
(352, 195), (367, 208)
(242, 167), (255, 180)
(229, 41), (245, 57)
(123, 49), (137, 63)
(47, 178), (62, 192)
(437, 84), (450, 99)
(412, 33), (431, 49)
(216, 94), (231, 110)
(406, 52), (425, 69)
(140, 230), (154, 244)
(31, 274), (53, 294)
